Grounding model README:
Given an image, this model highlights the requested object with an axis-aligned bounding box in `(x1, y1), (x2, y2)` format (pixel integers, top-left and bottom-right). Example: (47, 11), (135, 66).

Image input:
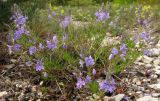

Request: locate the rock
(0, 91), (8, 98)
(151, 74), (158, 79)
(114, 94), (125, 101)
(4, 64), (15, 69)
(101, 36), (120, 47)
(153, 66), (160, 75)
(135, 91), (143, 98)
(37, 99), (41, 101)
(153, 59), (160, 66)
(152, 93), (160, 97)
(156, 40), (160, 48)
(134, 62), (145, 66)
(103, 96), (114, 101)
(39, 81), (43, 86)
(149, 84), (160, 90)
(32, 86), (37, 92)
(143, 55), (154, 64)
(137, 96), (158, 101)
(93, 94), (100, 99)
(145, 64), (152, 68)
(10, 59), (17, 63)
(136, 81), (141, 86)
(151, 48), (160, 56)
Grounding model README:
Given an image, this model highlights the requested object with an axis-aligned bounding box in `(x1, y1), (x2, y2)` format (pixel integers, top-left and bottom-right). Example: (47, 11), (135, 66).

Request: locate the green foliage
(88, 81), (99, 93)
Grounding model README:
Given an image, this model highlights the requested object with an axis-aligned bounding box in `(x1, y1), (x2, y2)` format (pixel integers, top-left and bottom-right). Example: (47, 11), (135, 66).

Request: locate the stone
(136, 81), (141, 86)
(152, 93), (160, 97)
(145, 64), (152, 68)
(152, 48), (160, 56)
(153, 59), (160, 66)
(149, 84), (160, 90)
(114, 94), (125, 101)
(143, 55), (154, 64)
(156, 40), (160, 48)
(32, 86), (37, 92)
(137, 96), (158, 101)
(135, 91), (143, 98)
(151, 74), (158, 79)
(4, 64), (15, 69)
(101, 36), (120, 47)
(0, 91), (8, 98)
(10, 59), (17, 63)
(103, 96), (114, 101)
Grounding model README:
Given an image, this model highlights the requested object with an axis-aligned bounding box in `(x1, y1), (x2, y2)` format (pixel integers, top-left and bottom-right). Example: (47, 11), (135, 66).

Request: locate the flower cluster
(11, 11), (29, 40)
(140, 32), (150, 41)
(99, 78), (116, 93)
(109, 44), (128, 61)
(95, 10), (109, 22)
(60, 16), (72, 29)
(36, 60), (44, 71)
(46, 35), (58, 50)
(109, 48), (118, 60)
(79, 55), (95, 67)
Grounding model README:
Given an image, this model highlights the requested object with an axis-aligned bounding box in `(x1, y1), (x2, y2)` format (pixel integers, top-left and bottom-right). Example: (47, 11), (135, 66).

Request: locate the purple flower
(112, 48), (118, 55)
(52, 12), (56, 16)
(85, 75), (91, 83)
(62, 43), (67, 49)
(99, 78), (116, 93)
(120, 43), (127, 60)
(36, 60), (44, 71)
(39, 43), (44, 49)
(46, 35), (58, 50)
(76, 78), (86, 89)
(79, 59), (84, 68)
(14, 44), (21, 51)
(95, 11), (109, 22)
(120, 43), (127, 53)
(85, 56), (95, 67)
(60, 16), (72, 29)
(92, 68), (96, 75)
(140, 32), (150, 41)
(144, 49), (152, 56)
(29, 46), (36, 55)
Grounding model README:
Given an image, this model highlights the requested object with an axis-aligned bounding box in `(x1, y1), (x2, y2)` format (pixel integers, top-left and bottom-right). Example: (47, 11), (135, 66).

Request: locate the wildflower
(112, 48), (118, 55)
(60, 16), (72, 29)
(79, 59), (84, 68)
(95, 11), (109, 22)
(140, 32), (150, 41)
(36, 60), (44, 71)
(39, 43), (44, 49)
(92, 68), (96, 75)
(144, 49), (152, 56)
(99, 78), (116, 93)
(14, 44), (21, 51)
(109, 48), (118, 60)
(46, 35), (58, 50)
(52, 12), (56, 16)
(85, 75), (91, 83)
(29, 46), (36, 55)
(85, 56), (95, 67)
(120, 43), (127, 60)
(120, 44), (127, 53)
(62, 43), (67, 49)
(76, 77), (86, 89)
